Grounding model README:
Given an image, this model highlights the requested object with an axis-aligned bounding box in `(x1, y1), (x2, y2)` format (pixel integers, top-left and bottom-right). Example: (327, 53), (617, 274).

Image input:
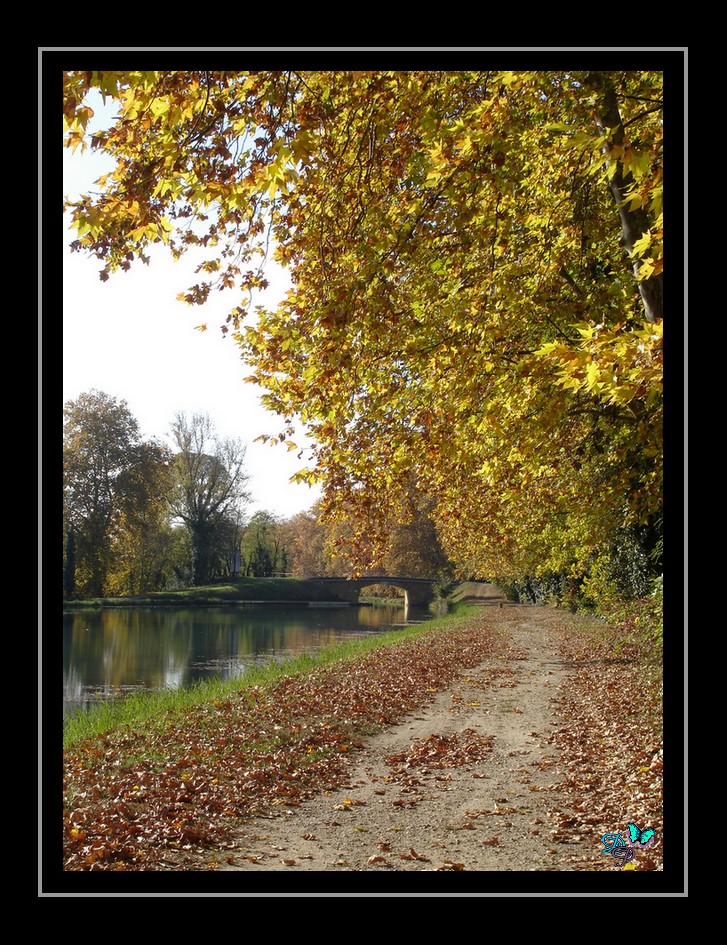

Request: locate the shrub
(500, 572), (582, 611)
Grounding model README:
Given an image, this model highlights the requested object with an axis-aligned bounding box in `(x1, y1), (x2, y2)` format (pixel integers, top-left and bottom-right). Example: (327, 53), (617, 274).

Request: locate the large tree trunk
(585, 72), (663, 323)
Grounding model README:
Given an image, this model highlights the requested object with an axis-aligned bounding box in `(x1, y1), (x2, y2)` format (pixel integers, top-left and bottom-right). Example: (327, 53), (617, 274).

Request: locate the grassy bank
(63, 603), (467, 748)
(63, 576), (346, 609)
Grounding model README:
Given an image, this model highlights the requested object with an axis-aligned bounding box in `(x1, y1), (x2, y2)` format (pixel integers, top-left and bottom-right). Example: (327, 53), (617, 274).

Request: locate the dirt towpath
(209, 606), (612, 872)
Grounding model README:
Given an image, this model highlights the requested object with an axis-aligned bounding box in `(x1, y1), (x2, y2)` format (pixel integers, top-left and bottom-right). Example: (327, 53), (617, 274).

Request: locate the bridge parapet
(305, 576), (437, 608)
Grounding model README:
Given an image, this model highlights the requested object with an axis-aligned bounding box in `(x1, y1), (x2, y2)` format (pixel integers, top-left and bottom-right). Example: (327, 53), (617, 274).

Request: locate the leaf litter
(62, 607), (663, 872)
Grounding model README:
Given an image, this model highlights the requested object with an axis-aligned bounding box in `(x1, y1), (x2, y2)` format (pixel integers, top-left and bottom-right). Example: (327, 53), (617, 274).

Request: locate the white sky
(62, 98), (321, 520)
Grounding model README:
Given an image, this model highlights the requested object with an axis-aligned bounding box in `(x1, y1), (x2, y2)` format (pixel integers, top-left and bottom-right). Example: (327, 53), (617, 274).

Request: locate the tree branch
(584, 73), (663, 323)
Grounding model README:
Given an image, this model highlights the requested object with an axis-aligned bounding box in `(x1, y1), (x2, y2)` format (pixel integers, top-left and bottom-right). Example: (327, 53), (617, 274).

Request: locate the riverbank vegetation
(63, 393), (454, 600)
(62, 576), (347, 609)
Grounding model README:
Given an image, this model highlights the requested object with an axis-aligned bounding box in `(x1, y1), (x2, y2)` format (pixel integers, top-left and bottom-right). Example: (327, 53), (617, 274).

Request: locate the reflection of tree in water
(357, 601), (409, 629)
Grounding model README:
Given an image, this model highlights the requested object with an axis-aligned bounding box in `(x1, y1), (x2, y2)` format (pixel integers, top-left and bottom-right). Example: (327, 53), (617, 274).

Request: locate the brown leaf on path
(400, 848), (430, 862)
(63, 606), (663, 874)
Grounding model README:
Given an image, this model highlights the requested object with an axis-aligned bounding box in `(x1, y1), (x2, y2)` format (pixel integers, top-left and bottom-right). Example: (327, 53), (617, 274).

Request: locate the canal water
(62, 602), (433, 718)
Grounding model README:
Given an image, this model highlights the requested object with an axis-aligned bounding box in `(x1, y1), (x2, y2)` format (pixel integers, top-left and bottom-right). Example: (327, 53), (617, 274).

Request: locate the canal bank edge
(63, 578), (506, 610)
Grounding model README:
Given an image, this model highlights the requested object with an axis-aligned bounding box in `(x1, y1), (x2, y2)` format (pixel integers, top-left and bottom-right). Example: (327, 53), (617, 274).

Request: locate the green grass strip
(63, 605), (473, 749)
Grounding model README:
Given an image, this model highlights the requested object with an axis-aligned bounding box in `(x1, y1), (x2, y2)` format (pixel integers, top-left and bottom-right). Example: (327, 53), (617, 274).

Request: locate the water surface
(63, 603), (429, 717)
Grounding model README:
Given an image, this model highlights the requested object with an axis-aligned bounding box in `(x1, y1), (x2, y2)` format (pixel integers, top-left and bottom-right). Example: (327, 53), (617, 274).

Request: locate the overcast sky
(62, 98), (322, 520)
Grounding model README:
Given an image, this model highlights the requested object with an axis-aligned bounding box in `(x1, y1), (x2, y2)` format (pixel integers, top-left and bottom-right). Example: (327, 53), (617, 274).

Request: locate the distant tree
(280, 504), (342, 577)
(63, 526), (76, 599)
(212, 506), (246, 577)
(169, 412), (250, 585)
(167, 525), (195, 588)
(63, 390), (169, 597)
(380, 490), (453, 580)
(110, 440), (175, 594)
(280, 490), (452, 580)
(239, 510), (288, 577)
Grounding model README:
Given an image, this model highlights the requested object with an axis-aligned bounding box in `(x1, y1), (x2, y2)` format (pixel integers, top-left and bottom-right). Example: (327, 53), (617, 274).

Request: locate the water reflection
(63, 603), (427, 717)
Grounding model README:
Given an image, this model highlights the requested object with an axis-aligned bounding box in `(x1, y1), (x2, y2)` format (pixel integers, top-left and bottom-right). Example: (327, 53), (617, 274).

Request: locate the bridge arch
(354, 579), (411, 608)
(305, 576), (437, 608)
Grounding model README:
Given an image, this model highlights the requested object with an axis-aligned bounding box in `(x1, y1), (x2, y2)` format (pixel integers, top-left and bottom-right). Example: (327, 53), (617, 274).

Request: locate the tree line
(63, 66), (669, 611)
(62, 389), (451, 599)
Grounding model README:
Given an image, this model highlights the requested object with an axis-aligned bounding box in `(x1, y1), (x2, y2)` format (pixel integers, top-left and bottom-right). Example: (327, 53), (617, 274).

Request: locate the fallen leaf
(400, 848), (430, 862)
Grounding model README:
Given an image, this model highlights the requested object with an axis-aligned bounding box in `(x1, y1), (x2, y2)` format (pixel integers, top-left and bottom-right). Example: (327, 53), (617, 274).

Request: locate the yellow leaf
(149, 98), (169, 119)
(630, 231), (653, 258)
(585, 362), (601, 391)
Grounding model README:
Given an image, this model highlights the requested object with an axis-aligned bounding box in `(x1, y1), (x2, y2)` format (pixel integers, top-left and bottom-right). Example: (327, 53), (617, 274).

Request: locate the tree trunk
(64, 528), (76, 599)
(585, 72), (663, 323)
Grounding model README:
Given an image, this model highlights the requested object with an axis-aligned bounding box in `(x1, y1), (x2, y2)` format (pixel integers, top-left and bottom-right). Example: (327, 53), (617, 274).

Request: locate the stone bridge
(305, 576), (438, 608)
